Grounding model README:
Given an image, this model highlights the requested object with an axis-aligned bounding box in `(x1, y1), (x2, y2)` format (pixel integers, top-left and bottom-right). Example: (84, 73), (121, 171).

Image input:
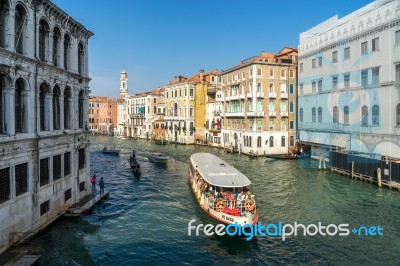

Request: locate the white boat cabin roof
(190, 153), (251, 188)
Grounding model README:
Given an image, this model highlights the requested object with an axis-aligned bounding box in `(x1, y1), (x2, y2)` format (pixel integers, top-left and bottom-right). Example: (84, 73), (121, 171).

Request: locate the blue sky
(53, 0), (374, 98)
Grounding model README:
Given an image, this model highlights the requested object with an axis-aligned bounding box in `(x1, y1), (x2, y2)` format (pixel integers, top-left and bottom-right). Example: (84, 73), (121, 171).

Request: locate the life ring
(215, 200), (226, 212)
(244, 200), (255, 211)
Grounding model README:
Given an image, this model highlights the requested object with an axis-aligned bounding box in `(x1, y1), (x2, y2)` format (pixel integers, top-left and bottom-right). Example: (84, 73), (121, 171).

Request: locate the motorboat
(147, 152), (169, 164)
(101, 146), (120, 155)
(189, 153), (259, 226)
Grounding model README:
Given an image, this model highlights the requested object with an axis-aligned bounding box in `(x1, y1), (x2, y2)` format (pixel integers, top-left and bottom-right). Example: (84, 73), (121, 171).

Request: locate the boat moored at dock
(189, 153), (259, 226)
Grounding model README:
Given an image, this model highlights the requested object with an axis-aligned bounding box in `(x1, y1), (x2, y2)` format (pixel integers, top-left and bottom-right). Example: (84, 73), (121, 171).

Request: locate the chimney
(199, 69), (204, 82)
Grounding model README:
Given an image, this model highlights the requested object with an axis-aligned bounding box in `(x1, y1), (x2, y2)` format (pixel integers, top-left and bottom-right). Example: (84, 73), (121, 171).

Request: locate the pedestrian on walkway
(90, 174), (96, 194)
(99, 177), (105, 195)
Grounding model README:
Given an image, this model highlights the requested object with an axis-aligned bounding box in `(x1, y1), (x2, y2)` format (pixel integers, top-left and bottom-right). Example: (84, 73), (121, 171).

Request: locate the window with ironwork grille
(53, 155), (61, 181)
(64, 152), (71, 176)
(40, 200), (50, 216)
(15, 163), (27, 196)
(65, 188), (72, 202)
(78, 148), (85, 170)
(79, 181), (85, 192)
(40, 158), (49, 186)
(0, 167), (10, 204)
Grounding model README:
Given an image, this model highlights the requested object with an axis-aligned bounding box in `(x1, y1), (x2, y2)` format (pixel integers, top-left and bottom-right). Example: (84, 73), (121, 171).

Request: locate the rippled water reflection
(36, 136), (400, 265)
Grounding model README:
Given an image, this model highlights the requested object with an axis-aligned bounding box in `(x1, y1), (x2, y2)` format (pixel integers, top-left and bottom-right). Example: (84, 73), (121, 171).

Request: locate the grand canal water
(34, 136), (400, 265)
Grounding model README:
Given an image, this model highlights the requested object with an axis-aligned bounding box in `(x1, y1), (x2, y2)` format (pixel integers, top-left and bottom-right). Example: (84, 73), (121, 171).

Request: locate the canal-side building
(219, 49), (298, 155)
(88, 96), (118, 135)
(0, 0), (93, 254)
(126, 89), (165, 139)
(164, 70), (218, 144)
(298, 0), (400, 161)
(204, 70), (223, 147)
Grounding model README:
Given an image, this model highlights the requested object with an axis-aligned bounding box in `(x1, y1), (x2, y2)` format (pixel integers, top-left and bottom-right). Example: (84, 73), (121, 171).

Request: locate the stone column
(21, 90), (30, 133)
(44, 93), (53, 131)
(3, 87), (15, 134)
(48, 31), (53, 64)
(59, 36), (64, 69)
(5, 7), (14, 52)
(59, 94), (64, 130)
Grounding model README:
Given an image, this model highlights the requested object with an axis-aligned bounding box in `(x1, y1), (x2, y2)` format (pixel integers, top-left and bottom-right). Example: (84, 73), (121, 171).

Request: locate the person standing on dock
(90, 174), (96, 194)
(99, 177), (105, 196)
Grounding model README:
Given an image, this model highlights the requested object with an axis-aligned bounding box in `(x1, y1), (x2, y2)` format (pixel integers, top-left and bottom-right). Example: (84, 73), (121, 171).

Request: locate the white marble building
(298, 0), (400, 159)
(0, 0), (92, 254)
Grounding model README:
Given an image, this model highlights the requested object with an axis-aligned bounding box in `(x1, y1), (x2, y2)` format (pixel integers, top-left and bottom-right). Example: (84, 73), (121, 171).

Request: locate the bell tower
(119, 69), (128, 99)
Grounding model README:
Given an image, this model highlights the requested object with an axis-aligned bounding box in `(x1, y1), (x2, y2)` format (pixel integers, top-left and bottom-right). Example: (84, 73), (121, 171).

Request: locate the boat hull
(188, 170), (259, 226)
(147, 153), (169, 164)
(264, 153), (311, 160)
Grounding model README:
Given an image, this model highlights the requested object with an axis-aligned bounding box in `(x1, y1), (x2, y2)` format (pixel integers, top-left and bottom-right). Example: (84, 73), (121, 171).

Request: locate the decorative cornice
(299, 18), (400, 60)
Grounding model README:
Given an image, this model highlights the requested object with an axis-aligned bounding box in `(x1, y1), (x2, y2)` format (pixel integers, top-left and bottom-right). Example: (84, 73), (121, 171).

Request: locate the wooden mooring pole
(377, 167), (382, 188)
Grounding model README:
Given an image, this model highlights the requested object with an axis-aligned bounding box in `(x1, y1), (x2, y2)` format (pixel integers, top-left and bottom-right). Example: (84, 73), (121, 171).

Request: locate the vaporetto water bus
(189, 153), (259, 226)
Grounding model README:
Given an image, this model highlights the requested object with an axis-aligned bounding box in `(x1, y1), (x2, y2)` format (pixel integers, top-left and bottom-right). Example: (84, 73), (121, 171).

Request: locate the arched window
(257, 136), (262, 147)
(64, 87), (71, 129)
(256, 82), (261, 92)
(53, 27), (61, 66)
(333, 106), (339, 123)
(243, 136), (246, 146)
(344, 106), (349, 124)
(269, 136), (274, 147)
(64, 34), (71, 70)
(281, 136), (285, 147)
(318, 107), (322, 123)
(53, 86), (61, 130)
(249, 136), (252, 147)
(280, 83), (287, 93)
(397, 104), (400, 126)
(39, 83), (49, 131)
(312, 107), (316, 123)
(300, 108), (303, 122)
(0, 0), (9, 48)
(15, 79), (26, 133)
(361, 106), (368, 126)
(15, 5), (26, 54)
(174, 103), (178, 116)
(39, 20), (49, 62)
(372, 105), (379, 126)
(289, 101), (294, 113)
(269, 83), (274, 93)
(78, 42), (85, 75)
(78, 90), (84, 128)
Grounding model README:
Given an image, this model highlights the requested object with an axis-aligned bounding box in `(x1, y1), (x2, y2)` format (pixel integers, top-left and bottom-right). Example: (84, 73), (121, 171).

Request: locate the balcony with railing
(207, 86), (217, 95)
(281, 93), (288, 99)
(227, 94), (240, 101)
(246, 92), (253, 98)
(256, 92), (265, 98)
(269, 111), (277, 117)
(225, 112), (245, 117)
(164, 116), (187, 121)
(269, 92), (276, 98)
(281, 111), (288, 117)
(247, 111), (265, 117)
(129, 113), (145, 118)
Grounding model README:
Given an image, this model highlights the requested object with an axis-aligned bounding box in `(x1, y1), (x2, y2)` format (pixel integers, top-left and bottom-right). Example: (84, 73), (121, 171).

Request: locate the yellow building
(164, 70), (218, 144)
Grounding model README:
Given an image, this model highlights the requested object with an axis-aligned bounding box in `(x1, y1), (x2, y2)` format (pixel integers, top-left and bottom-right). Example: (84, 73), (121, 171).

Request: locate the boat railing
(204, 192), (256, 217)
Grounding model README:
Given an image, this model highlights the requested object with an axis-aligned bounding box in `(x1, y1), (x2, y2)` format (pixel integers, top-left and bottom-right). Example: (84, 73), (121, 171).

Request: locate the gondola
(129, 150), (141, 176)
(264, 152), (311, 160)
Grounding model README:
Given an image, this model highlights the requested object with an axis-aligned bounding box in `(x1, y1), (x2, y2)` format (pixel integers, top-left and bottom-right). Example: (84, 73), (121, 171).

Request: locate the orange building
(89, 96), (118, 134)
